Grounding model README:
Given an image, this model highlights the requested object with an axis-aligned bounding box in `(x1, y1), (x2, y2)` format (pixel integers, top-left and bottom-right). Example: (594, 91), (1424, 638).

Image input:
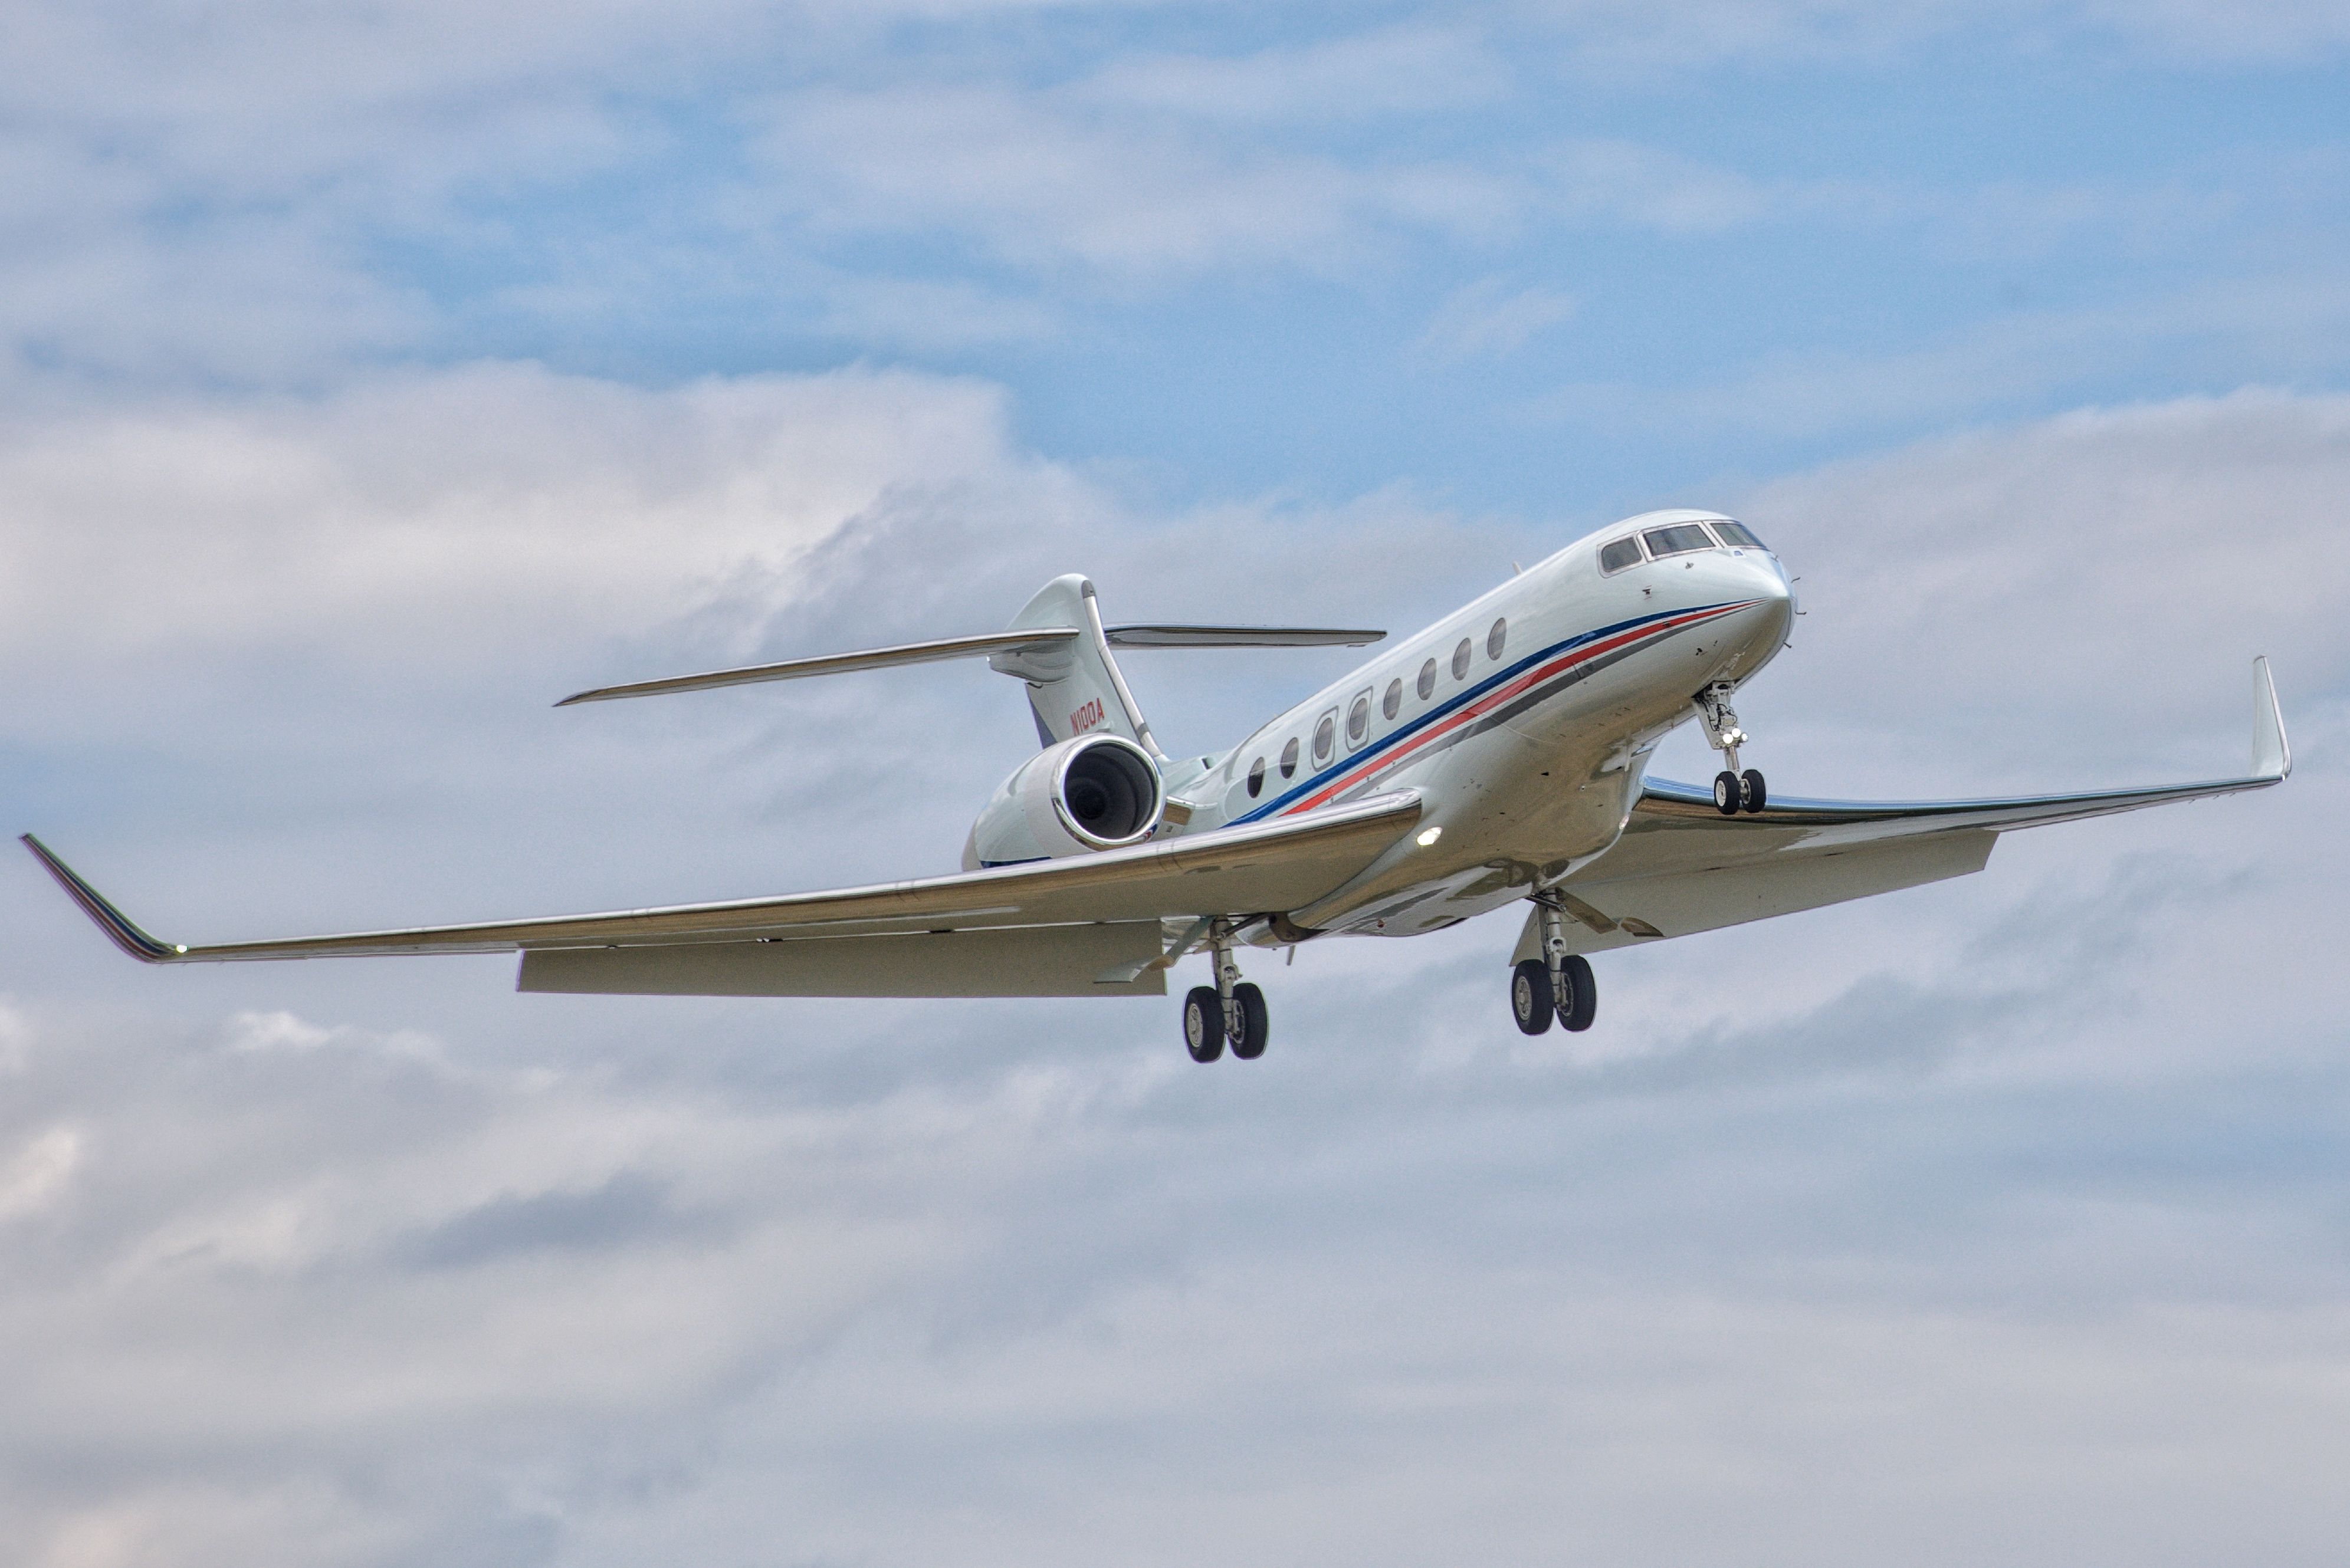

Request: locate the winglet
(18, 835), (185, 962)
(2253, 656), (2291, 781)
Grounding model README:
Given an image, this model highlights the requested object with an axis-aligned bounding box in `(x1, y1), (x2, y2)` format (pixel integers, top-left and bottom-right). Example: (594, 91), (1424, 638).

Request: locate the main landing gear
(1183, 918), (1268, 1063)
(1695, 681), (1767, 816)
(1512, 895), (1596, 1035)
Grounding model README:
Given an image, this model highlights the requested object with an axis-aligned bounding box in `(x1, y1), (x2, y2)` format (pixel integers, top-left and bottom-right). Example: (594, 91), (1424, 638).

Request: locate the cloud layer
(2, 363), (2343, 1566)
(5, 2), (2346, 1563)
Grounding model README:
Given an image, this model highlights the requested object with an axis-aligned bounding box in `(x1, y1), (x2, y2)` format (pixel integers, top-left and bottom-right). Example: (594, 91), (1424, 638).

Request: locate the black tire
(1739, 768), (1767, 814)
(1229, 982), (1269, 1060)
(1183, 987), (1225, 1062)
(1712, 770), (1741, 816)
(1557, 954), (1597, 1033)
(1512, 959), (1554, 1035)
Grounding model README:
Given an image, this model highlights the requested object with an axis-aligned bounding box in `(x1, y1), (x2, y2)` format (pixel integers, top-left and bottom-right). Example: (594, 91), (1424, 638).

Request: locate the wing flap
(24, 793), (1422, 965)
(1517, 830), (1997, 960)
(519, 921), (1170, 998)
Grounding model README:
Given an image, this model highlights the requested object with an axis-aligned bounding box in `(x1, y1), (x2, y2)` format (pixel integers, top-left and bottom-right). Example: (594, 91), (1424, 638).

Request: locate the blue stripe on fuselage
(1227, 600), (1748, 826)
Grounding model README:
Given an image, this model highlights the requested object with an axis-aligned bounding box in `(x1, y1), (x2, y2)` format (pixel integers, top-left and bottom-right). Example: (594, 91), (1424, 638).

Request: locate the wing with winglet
(22, 792), (1424, 997)
(1514, 657), (2292, 961)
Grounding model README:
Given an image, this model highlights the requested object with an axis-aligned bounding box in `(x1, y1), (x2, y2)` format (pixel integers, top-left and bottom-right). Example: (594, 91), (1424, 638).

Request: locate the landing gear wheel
(1227, 982), (1269, 1060)
(1183, 987), (1225, 1063)
(1556, 954), (1597, 1033)
(1713, 770), (1742, 816)
(1739, 768), (1767, 814)
(1512, 959), (1555, 1035)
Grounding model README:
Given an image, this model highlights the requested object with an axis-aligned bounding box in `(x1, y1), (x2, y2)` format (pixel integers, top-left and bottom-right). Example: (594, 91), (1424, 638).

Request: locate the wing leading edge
(22, 791), (1423, 968)
(1516, 657), (2290, 961)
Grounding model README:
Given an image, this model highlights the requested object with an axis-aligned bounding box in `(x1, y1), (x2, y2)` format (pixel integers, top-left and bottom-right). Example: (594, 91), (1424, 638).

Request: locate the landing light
(1415, 827), (1442, 847)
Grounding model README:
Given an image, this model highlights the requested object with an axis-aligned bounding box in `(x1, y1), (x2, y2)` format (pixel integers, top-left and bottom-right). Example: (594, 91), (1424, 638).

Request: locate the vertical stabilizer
(991, 575), (1165, 756)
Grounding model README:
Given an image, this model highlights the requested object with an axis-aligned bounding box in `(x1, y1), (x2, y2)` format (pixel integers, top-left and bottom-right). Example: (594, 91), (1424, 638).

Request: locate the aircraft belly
(1287, 723), (1639, 934)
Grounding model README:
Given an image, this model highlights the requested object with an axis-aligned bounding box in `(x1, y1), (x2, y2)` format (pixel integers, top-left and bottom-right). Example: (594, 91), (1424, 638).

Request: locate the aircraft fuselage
(1174, 510), (1795, 937)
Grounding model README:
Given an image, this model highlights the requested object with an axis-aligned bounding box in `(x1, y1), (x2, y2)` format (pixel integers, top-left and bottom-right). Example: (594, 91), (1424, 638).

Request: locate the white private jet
(24, 510), (2290, 1062)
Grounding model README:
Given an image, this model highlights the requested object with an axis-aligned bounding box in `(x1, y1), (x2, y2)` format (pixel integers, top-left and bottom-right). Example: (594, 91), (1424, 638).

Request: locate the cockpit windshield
(1711, 518), (1767, 550)
(1641, 523), (1715, 557)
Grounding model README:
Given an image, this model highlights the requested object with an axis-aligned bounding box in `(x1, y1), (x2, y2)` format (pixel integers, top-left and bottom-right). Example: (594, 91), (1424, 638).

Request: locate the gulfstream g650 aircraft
(25, 510), (2290, 1061)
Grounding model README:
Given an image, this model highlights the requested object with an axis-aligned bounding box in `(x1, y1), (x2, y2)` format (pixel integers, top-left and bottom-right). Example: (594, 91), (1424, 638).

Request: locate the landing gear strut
(1695, 682), (1767, 816)
(1513, 896), (1597, 1035)
(1184, 919), (1268, 1062)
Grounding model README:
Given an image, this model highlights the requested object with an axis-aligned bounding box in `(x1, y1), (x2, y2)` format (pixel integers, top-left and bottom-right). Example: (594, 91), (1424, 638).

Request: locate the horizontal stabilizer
(1104, 625), (1385, 649)
(556, 624), (1386, 706)
(556, 629), (1081, 705)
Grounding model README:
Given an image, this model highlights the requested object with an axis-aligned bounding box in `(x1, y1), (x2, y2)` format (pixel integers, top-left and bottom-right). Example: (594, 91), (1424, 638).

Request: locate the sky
(1, 4), (2346, 1565)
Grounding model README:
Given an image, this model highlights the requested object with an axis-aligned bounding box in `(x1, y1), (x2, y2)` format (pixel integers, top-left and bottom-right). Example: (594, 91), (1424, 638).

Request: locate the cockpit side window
(1642, 523), (1715, 557)
(1598, 537), (1642, 574)
(1711, 519), (1767, 549)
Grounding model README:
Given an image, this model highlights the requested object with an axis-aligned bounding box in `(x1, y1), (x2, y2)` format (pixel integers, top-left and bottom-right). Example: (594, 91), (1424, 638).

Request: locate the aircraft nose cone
(1702, 552), (1793, 675)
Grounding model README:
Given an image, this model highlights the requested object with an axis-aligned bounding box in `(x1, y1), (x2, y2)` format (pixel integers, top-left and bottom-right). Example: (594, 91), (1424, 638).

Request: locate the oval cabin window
(1347, 694), (1370, 745)
(1488, 618), (1507, 660)
(1279, 737), (1300, 778)
(1312, 713), (1336, 764)
(1382, 679), (1402, 719)
(1246, 755), (1265, 797)
(1417, 659), (1437, 700)
(1451, 638), (1472, 680)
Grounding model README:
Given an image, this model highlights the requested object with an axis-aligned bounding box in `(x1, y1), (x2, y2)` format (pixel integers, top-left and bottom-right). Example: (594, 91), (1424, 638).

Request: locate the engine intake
(1053, 737), (1160, 845)
(963, 734), (1166, 868)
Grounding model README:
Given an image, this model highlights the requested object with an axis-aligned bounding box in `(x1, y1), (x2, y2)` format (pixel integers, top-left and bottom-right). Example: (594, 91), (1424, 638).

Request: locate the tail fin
(991, 575), (1164, 756)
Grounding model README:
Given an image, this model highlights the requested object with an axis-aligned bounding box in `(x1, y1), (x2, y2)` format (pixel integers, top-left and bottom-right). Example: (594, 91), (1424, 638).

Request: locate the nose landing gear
(1695, 682), (1767, 816)
(1183, 918), (1268, 1062)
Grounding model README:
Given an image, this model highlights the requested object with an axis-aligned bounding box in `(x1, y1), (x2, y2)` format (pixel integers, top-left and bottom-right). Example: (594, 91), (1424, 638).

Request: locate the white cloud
(0, 361), (1072, 692)
(4, 0), (2318, 384)
(0, 1001), (29, 1076)
(1519, 0), (2350, 68)
(1545, 138), (1780, 232)
(0, 1127), (81, 1223)
(1418, 277), (1578, 360)
(1082, 26), (1514, 124)
(1530, 269), (2350, 448)
(757, 84), (1529, 278)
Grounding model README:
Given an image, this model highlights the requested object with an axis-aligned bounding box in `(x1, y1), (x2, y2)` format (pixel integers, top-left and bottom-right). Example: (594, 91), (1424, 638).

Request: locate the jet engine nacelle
(963, 734), (1165, 869)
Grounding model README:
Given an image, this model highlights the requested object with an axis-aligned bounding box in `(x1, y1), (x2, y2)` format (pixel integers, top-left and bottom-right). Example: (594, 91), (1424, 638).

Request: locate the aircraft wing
(1516, 658), (2290, 960)
(22, 791), (1423, 997)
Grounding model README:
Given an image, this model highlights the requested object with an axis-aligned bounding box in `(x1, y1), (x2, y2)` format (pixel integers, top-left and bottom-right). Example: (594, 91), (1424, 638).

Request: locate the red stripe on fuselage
(1279, 600), (1753, 816)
